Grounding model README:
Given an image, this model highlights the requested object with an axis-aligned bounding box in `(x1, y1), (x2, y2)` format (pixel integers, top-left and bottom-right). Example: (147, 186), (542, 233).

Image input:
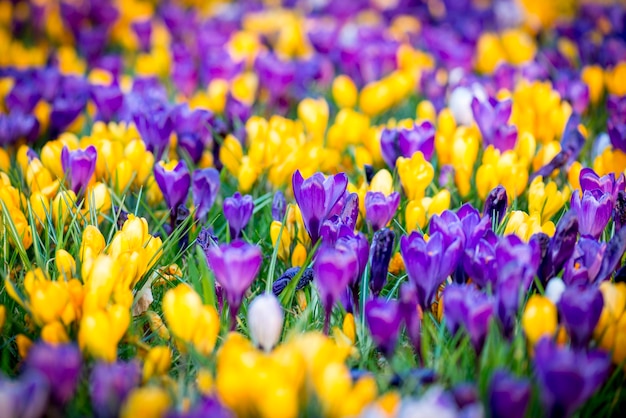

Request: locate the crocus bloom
(443, 284), (494, 353)
(401, 231), (462, 310)
(399, 282), (421, 357)
(89, 361), (142, 418)
(595, 227), (626, 283)
(539, 211), (579, 282)
(205, 240), (262, 327)
(365, 298), (403, 357)
(522, 296), (557, 346)
(365, 191), (400, 231)
(292, 170), (348, 244)
(570, 189), (612, 239)
(579, 167), (625, 203)
(0, 370), (49, 418)
(192, 168), (220, 223)
(559, 285), (604, 348)
(483, 185), (507, 225)
(340, 193), (360, 231)
(369, 228), (395, 296)
(154, 160), (191, 213)
(337, 232), (369, 310)
(247, 293), (283, 352)
(463, 238), (497, 289)
(380, 121), (435, 168)
(563, 238), (605, 285)
(223, 192), (254, 239)
(61, 145), (97, 194)
(489, 370), (531, 418)
(313, 245), (357, 333)
(272, 191), (286, 222)
(533, 338), (611, 418)
(471, 96), (517, 151)
(25, 342), (81, 405)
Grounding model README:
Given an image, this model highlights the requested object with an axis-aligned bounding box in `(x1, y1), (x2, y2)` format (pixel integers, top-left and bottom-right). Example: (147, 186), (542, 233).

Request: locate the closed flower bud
(55, 249), (76, 278)
(522, 295), (557, 346)
(248, 293), (284, 352)
(332, 75), (358, 109)
(146, 311), (170, 340)
(16, 334), (33, 358)
(120, 387), (170, 418)
(41, 321), (70, 345)
(143, 346), (171, 382)
(52, 190), (77, 227)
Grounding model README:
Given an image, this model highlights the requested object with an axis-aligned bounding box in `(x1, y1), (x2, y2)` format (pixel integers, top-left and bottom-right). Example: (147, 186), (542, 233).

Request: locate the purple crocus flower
(539, 211), (579, 282)
(223, 192), (254, 239)
(533, 338), (611, 418)
(365, 191), (400, 231)
(89, 361), (141, 418)
(154, 160), (191, 215)
(595, 226), (626, 282)
(90, 83), (124, 122)
(173, 106), (213, 163)
(205, 240), (262, 329)
(483, 185), (508, 225)
(337, 232), (369, 313)
(401, 231), (462, 310)
(463, 238), (497, 289)
(6, 78), (41, 113)
(563, 238), (606, 285)
(131, 19), (152, 52)
(380, 121), (435, 168)
(0, 370), (49, 418)
(559, 284), (604, 348)
(399, 282), (421, 360)
(570, 189), (612, 239)
(272, 191), (286, 222)
(430, 210), (466, 249)
(608, 119), (626, 153)
(489, 370), (531, 418)
(319, 216), (349, 246)
(471, 96), (517, 151)
(443, 284), (494, 353)
(292, 170), (348, 244)
(192, 168), (220, 223)
(365, 298), (403, 357)
(61, 145), (97, 194)
(24, 342), (81, 405)
(369, 228), (395, 296)
(131, 100), (173, 160)
(313, 245), (358, 334)
(0, 111), (39, 146)
(579, 167), (625, 203)
(340, 192), (360, 231)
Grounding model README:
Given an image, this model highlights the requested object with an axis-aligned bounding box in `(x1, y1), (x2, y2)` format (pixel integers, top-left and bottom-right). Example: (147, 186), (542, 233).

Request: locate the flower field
(1, 0), (626, 417)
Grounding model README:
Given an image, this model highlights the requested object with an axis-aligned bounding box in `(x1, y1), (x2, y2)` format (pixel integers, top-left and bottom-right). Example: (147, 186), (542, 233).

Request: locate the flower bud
(522, 295), (557, 346)
(55, 249), (76, 278)
(247, 293), (284, 352)
(142, 346), (171, 382)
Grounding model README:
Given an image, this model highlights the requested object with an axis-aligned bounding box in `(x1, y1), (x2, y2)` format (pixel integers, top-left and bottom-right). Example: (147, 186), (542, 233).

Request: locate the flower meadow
(2, 0), (626, 417)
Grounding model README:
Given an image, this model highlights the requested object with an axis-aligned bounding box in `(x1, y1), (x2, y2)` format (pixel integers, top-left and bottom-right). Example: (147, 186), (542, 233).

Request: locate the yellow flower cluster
(270, 203), (308, 266)
(215, 332), (378, 418)
(5, 216), (162, 362)
(162, 284), (220, 356)
(475, 29), (537, 74)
